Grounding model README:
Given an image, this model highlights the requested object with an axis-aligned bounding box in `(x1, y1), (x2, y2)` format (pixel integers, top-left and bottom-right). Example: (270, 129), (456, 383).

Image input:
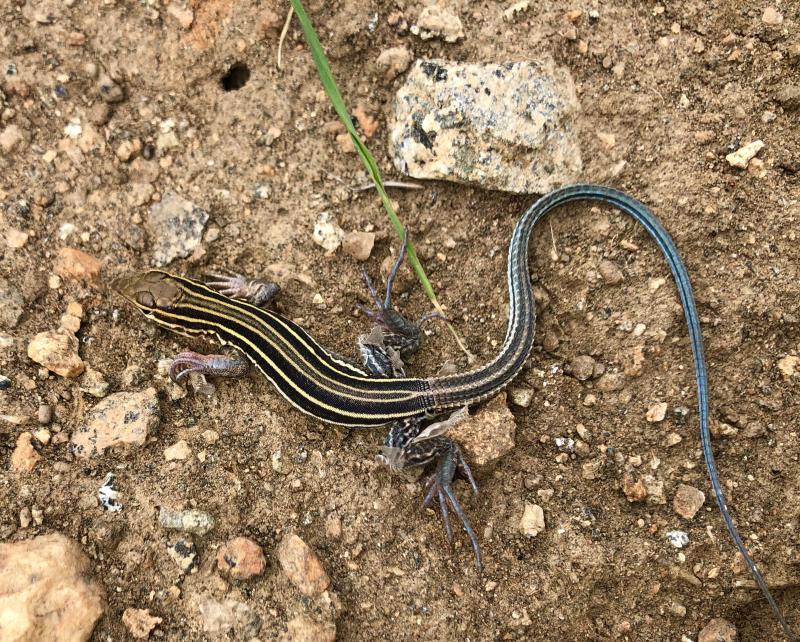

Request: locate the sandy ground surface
(1, 0), (799, 640)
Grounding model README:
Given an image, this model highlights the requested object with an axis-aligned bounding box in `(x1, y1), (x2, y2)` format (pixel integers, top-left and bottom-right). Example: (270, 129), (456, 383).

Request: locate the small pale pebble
(646, 402), (668, 423)
(279, 615), (336, 642)
(312, 213), (345, 254)
(507, 387), (534, 407)
(202, 430), (220, 444)
(6, 228), (29, 248)
(777, 355), (799, 377)
(665, 432), (682, 447)
(376, 46), (412, 80)
(159, 508), (214, 535)
(276, 533), (330, 596)
(342, 231), (375, 261)
(19, 507), (32, 528)
(11, 433), (41, 472)
(37, 404), (53, 424)
(569, 355), (596, 381)
(761, 6), (783, 25)
(448, 393), (515, 466)
(216, 537), (266, 580)
(54, 247), (101, 282)
(582, 393), (597, 406)
(698, 618), (737, 642)
(48, 274), (62, 289)
(166, 2), (194, 28)
(412, 5), (464, 42)
(726, 140), (764, 169)
(353, 105), (379, 138)
(673, 484), (705, 520)
(0, 124), (27, 153)
(80, 367), (110, 398)
(325, 513), (342, 539)
(164, 440), (191, 461)
(33, 429), (51, 445)
(519, 502), (545, 537)
(66, 301), (83, 319)
(335, 132), (355, 153)
(60, 314), (81, 333)
(596, 131), (616, 149)
(122, 608), (163, 639)
(27, 329), (85, 378)
(598, 259), (624, 285)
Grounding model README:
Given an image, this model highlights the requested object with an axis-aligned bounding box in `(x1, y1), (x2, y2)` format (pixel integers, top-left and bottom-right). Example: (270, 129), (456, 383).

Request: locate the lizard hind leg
(378, 412), (481, 571)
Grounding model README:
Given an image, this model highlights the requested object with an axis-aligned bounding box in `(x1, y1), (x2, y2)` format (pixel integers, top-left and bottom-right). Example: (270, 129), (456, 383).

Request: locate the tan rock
(646, 402), (668, 423)
(413, 5), (464, 42)
(352, 104), (379, 138)
(0, 124), (27, 153)
(11, 433), (41, 472)
(762, 7), (783, 25)
(0, 534), (104, 642)
(673, 484), (705, 520)
(376, 46), (412, 80)
(699, 618), (738, 642)
(60, 313), (81, 333)
(276, 533), (330, 597)
(70, 388), (160, 457)
(54, 248), (101, 282)
(27, 329), (85, 377)
(216, 537), (266, 580)
(342, 231), (375, 261)
(725, 140), (763, 169)
(519, 502), (545, 537)
(449, 393), (515, 466)
(122, 608), (162, 638)
(598, 259), (624, 284)
(197, 597), (259, 637)
(279, 615), (336, 642)
(622, 472), (647, 502)
(164, 440), (191, 461)
(6, 228), (29, 248)
(777, 355), (799, 377)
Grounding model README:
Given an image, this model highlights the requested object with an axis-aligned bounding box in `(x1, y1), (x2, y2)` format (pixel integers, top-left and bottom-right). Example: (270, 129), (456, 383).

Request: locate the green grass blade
(288, 0), (473, 359)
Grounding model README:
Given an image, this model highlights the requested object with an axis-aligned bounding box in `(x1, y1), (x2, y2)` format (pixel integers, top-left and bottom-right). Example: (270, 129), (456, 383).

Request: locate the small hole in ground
(221, 63), (250, 91)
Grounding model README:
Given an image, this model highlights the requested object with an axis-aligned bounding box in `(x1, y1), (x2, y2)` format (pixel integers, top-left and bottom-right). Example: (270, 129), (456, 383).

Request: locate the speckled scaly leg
(378, 408), (481, 570)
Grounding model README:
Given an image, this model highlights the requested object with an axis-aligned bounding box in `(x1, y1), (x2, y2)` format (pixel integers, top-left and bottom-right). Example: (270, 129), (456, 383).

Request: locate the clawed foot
(360, 228), (449, 358)
(421, 442), (482, 572)
(205, 271), (280, 307)
(168, 351), (249, 385)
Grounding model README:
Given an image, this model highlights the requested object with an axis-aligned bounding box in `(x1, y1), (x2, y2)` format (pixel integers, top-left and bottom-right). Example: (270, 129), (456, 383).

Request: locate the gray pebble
(158, 507), (214, 535)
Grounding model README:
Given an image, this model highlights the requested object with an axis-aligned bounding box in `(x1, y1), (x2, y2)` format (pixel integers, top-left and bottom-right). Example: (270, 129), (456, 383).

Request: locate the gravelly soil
(1, 0), (799, 640)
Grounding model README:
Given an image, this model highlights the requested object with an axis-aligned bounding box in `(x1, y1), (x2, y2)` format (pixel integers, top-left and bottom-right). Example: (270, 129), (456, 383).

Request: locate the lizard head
(112, 270), (184, 312)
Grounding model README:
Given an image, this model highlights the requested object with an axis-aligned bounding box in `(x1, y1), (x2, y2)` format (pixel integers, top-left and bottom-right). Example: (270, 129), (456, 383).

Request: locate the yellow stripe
(155, 306), (425, 423)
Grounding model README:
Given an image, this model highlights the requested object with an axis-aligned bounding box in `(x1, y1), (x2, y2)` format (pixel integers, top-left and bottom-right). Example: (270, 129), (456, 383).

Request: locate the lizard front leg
(169, 271), (281, 386)
(360, 228), (448, 361)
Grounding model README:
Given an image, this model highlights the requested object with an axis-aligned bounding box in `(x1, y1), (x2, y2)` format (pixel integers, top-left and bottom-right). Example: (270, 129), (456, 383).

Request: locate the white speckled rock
(391, 59), (582, 194)
(147, 191), (209, 266)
